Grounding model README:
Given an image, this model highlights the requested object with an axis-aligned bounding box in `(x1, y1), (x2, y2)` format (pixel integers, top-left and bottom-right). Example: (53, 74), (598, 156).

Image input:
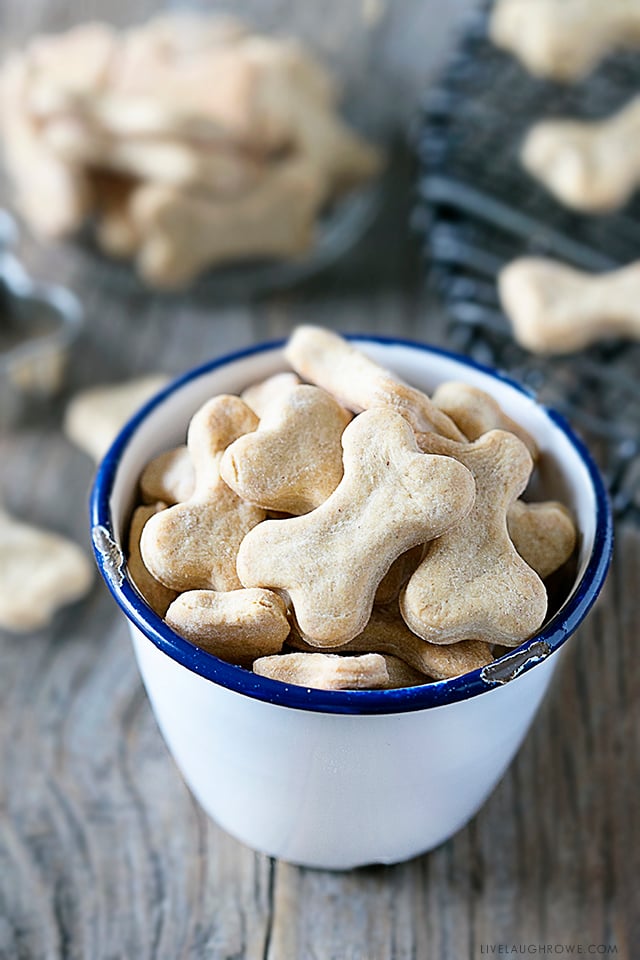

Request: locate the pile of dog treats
(0, 15), (381, 288)
(128, 326), (578, 692)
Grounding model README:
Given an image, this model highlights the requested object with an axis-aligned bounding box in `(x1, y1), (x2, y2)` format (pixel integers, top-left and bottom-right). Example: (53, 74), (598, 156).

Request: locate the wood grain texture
(0, 1), (637, 957)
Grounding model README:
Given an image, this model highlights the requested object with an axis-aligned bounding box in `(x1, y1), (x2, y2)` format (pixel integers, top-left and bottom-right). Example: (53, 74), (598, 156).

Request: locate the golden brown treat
(241, 372), (301, 417)
(521, 97), (640, 213)
(237, 407), (475, 647)
(253, 652), (425, 690)
(401, 431), (548, 646)
(508, 500), (577, 580)
(490, 0), (640, 83)
(499, 257), (640, 354)
(140, 395), (265, 592)
(290, 606), (494, 681)
(0, 509), (93, 632)
(127, 503), (177, 616)
(139, 446), (194, 506)
(432, 380), (538, 460)
(132, 159), (327, 288)
(64, 375), (168, 462)
(374, 545), (424, 606)
(284, 326), (465, 441)
(220, 385), (352, 514)
(0, 54), (91, 237)
(165, 588), (290, 664)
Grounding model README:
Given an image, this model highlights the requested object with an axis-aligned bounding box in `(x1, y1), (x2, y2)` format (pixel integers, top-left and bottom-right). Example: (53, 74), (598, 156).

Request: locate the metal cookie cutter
(0, 211), (82, 425)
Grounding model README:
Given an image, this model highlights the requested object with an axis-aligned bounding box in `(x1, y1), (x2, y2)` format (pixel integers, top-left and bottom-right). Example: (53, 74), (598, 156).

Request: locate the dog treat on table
(0, 509), (93, 632)
(126, 327), (579, 690)
(499, 257), (640, 354)
(521, 97), (640, 213)
(0, 15), (382, 287)
(140, 396), (265, 592)
(64, 374), (168, 462)
(490, 0), (640, 82)
(401, 431), (548, 646)
(165, 588), (290, 663)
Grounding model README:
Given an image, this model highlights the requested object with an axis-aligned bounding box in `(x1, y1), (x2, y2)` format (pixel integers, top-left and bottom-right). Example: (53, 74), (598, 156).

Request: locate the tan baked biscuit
(432, 380), (538, 459)
(141, 395), (265, 591)
(236, 407), (475, 646)
(499, 256), (640, 354)
(133, 159), (326, 288)
(508, 500), (577, 580)
(284, 326), (465, 440)
(139, 446), (194, 505)
(127, 502), (177, 616)
(290, 606), (494, 681)
(241, 372), (301, 417)
(0, 509), (93, 632)
(64, 374), (168, 462)
(401, 431), (548, 646)
(165, 588), (289, 663)
(220, 384), (351, 514)
(254, 652), (425, 690)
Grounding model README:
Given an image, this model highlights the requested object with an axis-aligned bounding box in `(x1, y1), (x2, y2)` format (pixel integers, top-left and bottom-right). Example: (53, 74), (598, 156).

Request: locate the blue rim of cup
(90, 336), (614, 716)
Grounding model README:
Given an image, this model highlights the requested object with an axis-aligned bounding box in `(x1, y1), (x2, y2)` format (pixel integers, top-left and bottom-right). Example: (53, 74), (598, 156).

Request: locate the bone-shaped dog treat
(127, 503), (177, 616)
(253, 652), (426, 691)
(0, 509), (93, 632)
(132, 159), (326, 288)
(508, 500), (577, 580)
(499, 257), (640, 353)
(141, 395), (265, 592)
(165, 588), (290, 664)
(64, 375), (168, 462)
(241, 373), (301, 417)
(490, 0), (640, 82)
(290, 606), (494, 681)
(374, 545), (424, 606)
(522, 97), (640, 212)
(27, 22), (116, 93)
(401, 431), (547, 646)
(237, 408), (475, 646)
(139, 446), (194, 505)
(284, 326), (465, 441)
(221, 385), (352, 515)
(432, 380), (538, 459)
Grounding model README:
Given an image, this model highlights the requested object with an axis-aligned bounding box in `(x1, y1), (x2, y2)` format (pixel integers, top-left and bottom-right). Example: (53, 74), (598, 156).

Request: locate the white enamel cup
(91, 337), (612, 870)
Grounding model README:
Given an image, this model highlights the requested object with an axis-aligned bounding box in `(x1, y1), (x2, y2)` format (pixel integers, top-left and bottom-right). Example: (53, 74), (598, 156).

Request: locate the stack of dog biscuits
(0, 15), (382, 288)
(129, 326), (578, 692)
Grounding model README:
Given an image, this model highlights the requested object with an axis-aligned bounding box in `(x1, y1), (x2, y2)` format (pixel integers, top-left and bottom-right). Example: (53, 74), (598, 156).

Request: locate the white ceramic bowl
(91, 337), (612, 870)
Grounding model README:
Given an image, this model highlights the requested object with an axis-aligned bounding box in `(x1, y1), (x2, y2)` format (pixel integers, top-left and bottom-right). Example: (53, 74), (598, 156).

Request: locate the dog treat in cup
(92, 329), (611, 868)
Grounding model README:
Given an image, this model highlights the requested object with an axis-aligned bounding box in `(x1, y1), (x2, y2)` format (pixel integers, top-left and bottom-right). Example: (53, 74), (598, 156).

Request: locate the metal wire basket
(415, 2), (640, 522)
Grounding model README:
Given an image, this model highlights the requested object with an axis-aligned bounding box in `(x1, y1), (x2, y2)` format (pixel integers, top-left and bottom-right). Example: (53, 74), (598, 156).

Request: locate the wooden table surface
(0, 2), (637, 958)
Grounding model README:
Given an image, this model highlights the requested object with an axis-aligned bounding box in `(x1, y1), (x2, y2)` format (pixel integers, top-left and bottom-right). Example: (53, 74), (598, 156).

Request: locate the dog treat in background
(499, 257), (640, 354)
(125, 327), (578, 690)
(521, 97), (640, 213)
(0, 508), (93, 632)
(0, 15), (382, 288)
(64, 374), (168, 461)
(490, 0), (640, 82)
